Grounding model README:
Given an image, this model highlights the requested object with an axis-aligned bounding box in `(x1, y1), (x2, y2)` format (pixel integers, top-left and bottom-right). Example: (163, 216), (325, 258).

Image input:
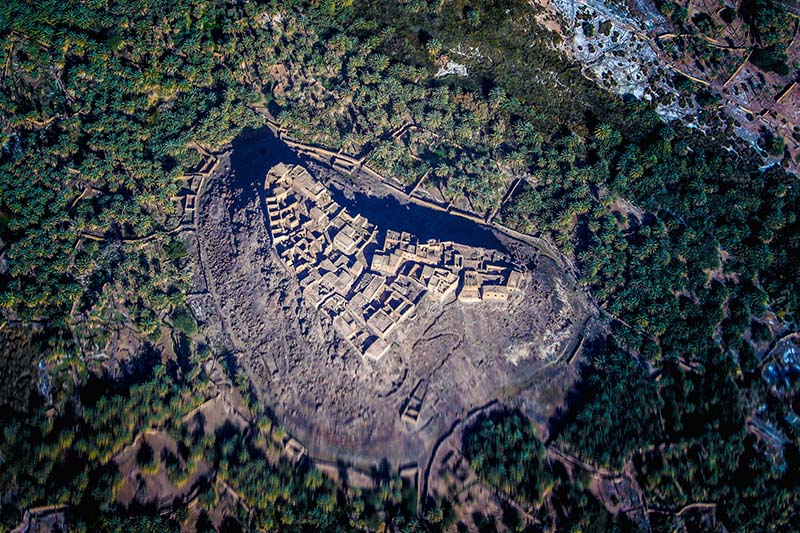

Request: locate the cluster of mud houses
(264, 163), (527, 361)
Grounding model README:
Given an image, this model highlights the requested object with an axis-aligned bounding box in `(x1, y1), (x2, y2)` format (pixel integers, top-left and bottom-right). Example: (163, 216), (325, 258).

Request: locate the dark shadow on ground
(228, 127), (301, 215)
(545, 335), (606, 444)
(227, 127), (508, 252)
(78, 341), (161, 408)
(326, 186), (508, 252)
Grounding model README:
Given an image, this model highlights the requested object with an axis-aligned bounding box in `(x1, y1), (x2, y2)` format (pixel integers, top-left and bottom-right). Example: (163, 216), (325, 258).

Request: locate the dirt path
(546, 445), (621, 479)
(419, 399), (499, 511)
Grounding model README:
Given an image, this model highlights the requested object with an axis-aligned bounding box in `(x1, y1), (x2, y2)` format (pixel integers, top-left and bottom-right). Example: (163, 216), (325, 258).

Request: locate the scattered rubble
(435, 60), (469, 78)
(543, 0), (800, 173)
(552, 0), (690, 114)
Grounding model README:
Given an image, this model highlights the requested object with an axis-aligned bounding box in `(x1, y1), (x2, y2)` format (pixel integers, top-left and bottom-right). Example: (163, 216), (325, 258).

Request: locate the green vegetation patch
(463, 410), (552, 506)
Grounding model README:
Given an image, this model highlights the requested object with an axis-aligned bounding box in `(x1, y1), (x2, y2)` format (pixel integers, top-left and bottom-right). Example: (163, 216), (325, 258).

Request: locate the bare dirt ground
(111, 361), (254, 527)
(114, 430), (212, 510)
(192, 131), (593, 484)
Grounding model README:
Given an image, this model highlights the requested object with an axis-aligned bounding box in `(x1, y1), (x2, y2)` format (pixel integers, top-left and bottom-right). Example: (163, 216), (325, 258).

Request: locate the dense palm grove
(1, 0), (798, 530)
(463, 412), (552, 506)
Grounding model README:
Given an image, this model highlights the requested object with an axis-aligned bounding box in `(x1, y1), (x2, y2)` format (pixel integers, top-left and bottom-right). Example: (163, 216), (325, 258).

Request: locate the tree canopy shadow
(545, 334), (608, 444)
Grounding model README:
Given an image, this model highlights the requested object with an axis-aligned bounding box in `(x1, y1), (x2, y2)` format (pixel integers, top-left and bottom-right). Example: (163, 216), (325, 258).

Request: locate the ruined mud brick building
(264, 163), (528, 361)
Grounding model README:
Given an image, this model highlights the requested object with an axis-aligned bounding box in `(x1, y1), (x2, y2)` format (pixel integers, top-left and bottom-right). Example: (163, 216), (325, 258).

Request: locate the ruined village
(187, 138), (591, 501)
(263, 163), (528, 361)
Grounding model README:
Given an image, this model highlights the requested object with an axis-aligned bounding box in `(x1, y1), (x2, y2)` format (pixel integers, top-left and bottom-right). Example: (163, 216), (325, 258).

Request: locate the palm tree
(488, 86), (507, 108)
(425, 38), (442, 59)
(305, 469), (323, 490)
